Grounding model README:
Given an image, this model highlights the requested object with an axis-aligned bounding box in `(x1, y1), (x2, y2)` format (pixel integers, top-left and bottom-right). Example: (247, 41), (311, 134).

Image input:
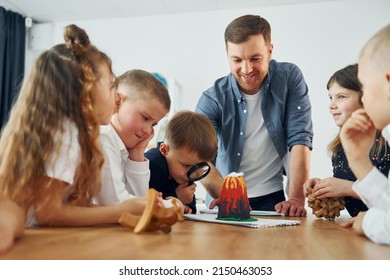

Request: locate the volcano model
(217, 172), (252, 221)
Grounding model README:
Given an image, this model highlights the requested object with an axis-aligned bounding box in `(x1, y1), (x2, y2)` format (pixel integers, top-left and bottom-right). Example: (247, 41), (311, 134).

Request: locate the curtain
(0, 7), (25, 128)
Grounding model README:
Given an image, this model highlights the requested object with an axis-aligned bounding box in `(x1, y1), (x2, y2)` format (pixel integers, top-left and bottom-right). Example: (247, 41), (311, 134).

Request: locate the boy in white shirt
(95, 69), (171, 205)
(340, 24), (390, 245)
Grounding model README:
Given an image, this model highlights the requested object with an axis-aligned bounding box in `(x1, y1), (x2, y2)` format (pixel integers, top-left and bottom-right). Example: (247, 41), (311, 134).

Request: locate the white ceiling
(1, 0), (331, 23)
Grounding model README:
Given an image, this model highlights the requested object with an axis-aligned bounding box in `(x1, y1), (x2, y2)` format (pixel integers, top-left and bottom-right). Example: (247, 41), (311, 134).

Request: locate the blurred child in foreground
(339, 24), (390, 245)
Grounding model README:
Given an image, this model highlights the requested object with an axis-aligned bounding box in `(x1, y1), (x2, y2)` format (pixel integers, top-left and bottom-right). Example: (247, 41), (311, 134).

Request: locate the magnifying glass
(187, 162), (211, 185)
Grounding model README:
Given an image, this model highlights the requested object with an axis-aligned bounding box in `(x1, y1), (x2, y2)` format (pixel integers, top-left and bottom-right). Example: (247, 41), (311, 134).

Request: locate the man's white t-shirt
(239, 91), (283, 198)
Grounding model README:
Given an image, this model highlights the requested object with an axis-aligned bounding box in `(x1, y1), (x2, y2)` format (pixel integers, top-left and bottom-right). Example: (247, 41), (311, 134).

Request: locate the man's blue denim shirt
(195, 59), (313, 178)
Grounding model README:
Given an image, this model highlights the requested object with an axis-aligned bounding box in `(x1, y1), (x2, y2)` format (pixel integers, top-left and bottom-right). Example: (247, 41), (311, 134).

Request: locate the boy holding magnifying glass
(145, 110), (218, 214)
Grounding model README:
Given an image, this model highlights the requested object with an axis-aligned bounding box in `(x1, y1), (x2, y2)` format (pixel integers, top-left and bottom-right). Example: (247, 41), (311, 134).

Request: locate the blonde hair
(0, 24), (112, 209)
(165, 110), (217, 161)
(360, 24), (390, 72)
(116, 69), (170, 112)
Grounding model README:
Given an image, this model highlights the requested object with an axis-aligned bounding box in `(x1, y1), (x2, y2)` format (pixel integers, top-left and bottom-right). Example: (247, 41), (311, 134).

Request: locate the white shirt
(352, 124), (390, 245)
(94, 124), (150, 206)
(239, 91), (283, 197)
(27, 121), (80, 227)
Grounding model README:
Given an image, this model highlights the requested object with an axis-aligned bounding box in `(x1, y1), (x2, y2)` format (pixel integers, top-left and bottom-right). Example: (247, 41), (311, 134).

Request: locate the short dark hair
(224, 14), (271, 46)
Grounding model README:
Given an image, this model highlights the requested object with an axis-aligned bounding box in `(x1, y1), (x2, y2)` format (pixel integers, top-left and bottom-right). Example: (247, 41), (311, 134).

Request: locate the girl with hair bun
(0, 24), (148, 229)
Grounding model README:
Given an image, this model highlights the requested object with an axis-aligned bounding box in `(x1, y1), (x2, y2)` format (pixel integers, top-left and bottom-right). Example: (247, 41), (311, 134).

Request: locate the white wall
(25, 0), (390, 200)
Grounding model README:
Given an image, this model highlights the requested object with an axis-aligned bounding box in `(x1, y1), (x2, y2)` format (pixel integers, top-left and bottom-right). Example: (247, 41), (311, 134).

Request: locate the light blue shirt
(196, 59), (313, 199)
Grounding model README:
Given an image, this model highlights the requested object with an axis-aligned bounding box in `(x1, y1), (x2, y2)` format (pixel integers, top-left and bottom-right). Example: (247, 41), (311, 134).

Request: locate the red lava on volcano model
(217, 172), (251, 220)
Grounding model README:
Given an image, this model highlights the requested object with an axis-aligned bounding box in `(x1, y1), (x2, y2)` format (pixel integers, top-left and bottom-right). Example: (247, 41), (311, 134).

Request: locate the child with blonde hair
(95, 69), (172, 205)
(145, 110), (218, 213)
(0, 24), (147, 227)
(340, 24), (390, 244)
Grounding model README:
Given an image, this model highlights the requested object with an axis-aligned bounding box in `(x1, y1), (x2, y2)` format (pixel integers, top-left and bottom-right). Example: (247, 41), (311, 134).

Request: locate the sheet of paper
(199, 208), (285, 216)
(184, 214), (300, 228)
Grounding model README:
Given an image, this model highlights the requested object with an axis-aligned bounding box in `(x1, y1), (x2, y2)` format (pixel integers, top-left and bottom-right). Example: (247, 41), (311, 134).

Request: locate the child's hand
(119, 197), (148, 216)
(303, 177), (320, 196)
(176, 183), (196, 205)
(166, 196), (185, 213)
(340, 211), (366, 235)
(340, 109), (375, 155)
(311, 177), (354, 199)
(128, 127), (154, 162)
(156, 191), (164, 208)
(351, 212), (365, 235)
(340, 109), (375, 179)
(183, 205), (192, 214)
(340, 217), (355, 228)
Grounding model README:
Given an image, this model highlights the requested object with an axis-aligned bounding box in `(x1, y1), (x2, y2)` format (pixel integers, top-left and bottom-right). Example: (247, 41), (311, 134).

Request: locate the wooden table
(1, 214), (390, 260)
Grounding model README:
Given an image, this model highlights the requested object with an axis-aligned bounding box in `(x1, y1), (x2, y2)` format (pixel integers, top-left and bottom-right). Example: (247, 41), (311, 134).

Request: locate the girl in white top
(0, 25), (149, 227)
(340, 24), (390, 245)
